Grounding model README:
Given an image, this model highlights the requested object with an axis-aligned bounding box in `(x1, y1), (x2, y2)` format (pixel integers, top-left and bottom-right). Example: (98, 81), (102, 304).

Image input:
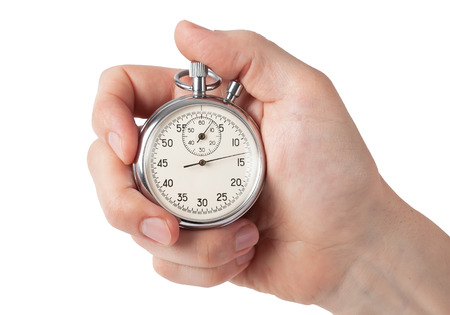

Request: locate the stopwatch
(133, 62), (266, 229)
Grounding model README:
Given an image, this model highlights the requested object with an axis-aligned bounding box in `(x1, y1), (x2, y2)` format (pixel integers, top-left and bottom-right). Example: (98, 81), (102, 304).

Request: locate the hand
(197, 119), (214, 143)
(183, 152), (247, 168)
(88, 21), (450, 313)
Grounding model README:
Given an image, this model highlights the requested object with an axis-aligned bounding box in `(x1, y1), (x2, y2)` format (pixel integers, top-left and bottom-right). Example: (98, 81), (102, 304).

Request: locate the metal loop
(174, 69), (222, 92)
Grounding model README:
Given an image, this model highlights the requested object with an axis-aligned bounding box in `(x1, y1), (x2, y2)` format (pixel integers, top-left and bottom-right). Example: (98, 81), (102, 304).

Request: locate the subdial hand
(183, 152), (247, 168)
(197, 120), (214, 143)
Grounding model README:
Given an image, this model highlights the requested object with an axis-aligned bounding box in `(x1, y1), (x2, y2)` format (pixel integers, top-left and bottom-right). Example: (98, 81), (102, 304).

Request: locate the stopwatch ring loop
(174, 69), (222, 92)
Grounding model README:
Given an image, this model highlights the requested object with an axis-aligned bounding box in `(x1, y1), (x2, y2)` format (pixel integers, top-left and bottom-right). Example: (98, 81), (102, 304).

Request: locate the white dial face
(142, 102), (263, 224)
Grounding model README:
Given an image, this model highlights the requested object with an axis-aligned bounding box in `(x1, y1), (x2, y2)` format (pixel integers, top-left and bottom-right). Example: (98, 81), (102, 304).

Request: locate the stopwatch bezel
(133, 95), (266, 229)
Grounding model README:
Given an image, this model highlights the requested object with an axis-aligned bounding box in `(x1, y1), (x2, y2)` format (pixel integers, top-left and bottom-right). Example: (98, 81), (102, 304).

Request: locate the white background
(1, 1), (449, 314)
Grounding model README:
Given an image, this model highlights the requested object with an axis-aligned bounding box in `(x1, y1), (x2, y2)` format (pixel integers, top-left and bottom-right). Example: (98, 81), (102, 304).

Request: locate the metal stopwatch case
(133, 62), (266, 229)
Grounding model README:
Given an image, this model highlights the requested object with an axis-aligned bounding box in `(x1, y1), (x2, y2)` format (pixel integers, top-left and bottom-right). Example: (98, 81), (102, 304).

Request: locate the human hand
(88, 21), (450, 313)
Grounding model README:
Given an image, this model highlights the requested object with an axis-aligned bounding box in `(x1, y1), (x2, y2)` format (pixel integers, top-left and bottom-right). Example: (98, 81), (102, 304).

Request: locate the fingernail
(108, 132), (124, 161)
(236, 248), (255, 266)
(141, 218), (172, 246)
(235, 225), (259, 252)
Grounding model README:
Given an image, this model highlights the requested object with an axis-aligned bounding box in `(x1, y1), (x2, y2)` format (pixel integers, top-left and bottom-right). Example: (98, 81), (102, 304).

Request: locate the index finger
(92, 65), (179, 164)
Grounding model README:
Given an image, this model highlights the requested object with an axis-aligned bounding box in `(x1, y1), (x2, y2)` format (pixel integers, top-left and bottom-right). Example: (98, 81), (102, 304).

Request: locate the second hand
(197, 120), (214, 143)
(183, 152), (247, 168)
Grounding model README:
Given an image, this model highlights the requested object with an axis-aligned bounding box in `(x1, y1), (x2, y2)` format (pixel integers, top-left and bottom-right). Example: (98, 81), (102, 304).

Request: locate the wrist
(320, 180), (450, 314)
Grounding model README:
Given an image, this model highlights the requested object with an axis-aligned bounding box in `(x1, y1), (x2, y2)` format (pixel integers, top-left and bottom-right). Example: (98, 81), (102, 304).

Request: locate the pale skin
(88, 21), (450, 314)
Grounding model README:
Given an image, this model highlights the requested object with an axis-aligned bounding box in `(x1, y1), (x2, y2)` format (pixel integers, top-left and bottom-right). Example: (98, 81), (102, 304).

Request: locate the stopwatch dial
(143, 102), (264, 226)
(182, 116), (221, 156)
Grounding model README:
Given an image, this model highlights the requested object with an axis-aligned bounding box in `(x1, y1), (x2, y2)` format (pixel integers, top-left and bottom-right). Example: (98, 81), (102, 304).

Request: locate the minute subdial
(182, 116), (221, 156)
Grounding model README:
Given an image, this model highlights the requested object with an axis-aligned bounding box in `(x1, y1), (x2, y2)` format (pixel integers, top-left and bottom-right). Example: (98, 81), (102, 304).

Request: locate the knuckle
(152, 257), (168, 277)
(233, 29), (267, 45)
(95, 65), (126, 108)
(195, 235), (226, 267)
(312, 70), (334, 90)
(152, 258), (232, 288)
(99, 65), (122, 82)
(195, 239), (215, 267)
(153, 258), (190, 286)
(289, 67), (338, 105)
(200, 269), (229, 288)
(102, 194), (127, 230)
(86, 140), (101, 174)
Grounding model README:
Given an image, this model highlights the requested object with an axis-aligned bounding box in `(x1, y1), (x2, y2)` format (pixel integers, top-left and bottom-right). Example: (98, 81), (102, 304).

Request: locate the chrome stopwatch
(133, 62), (266, 229)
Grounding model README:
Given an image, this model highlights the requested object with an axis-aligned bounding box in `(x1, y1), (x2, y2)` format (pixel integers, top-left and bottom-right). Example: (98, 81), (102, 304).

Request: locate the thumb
(174, 20), (316, 103)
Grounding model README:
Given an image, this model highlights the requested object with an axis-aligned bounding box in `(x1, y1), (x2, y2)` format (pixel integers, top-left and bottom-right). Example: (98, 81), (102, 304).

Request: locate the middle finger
(132, 219), (259, 268)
